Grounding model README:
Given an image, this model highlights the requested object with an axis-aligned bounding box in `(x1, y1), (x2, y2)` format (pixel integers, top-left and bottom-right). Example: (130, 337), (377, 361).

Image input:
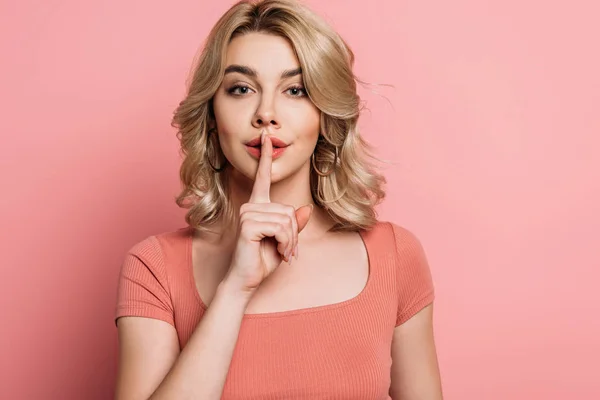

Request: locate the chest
(221, 313), (394, 400)
(192, 232), (370, 315)
(176, 226), (398, 399)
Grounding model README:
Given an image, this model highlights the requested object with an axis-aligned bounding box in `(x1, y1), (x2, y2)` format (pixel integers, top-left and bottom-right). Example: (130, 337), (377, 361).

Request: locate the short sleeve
(115, 236), (175, 327)
(390, 223), (435, 326)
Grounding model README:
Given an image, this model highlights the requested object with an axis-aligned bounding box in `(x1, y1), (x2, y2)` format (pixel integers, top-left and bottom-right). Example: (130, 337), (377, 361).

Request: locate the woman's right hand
(224, 131), (314, 296)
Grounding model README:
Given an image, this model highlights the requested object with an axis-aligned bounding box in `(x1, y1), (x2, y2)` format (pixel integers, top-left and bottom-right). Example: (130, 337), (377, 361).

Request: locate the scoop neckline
(184, 225), (376, 319)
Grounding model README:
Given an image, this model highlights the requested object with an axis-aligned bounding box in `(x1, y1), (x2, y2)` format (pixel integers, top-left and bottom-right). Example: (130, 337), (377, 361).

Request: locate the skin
(212, 32), (323, 233)
(115, 32), (443, 399)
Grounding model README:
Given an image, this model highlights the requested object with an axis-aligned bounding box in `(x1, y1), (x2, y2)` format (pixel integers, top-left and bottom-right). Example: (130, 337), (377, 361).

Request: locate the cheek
(212, 94), (249, 148)
(295, 108), (321, 146)
(213, 93), (239, 130)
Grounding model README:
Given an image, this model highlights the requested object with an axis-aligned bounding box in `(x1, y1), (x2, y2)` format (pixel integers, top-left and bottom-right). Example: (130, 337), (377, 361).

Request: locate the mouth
(244, 136), (290, 159)
(244, 135), (289, 149)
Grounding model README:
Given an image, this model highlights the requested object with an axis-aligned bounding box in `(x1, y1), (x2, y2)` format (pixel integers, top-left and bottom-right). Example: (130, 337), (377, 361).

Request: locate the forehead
(225, 32), (300, 77)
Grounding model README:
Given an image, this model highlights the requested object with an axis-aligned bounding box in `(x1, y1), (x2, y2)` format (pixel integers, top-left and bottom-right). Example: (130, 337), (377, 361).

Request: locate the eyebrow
(223, 64), (302, 79)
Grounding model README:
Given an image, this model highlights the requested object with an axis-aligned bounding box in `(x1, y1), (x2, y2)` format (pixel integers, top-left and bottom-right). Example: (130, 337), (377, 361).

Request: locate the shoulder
(370, 222), (435, 326)
(362, 220), (425, 252)
(126, 226), (192, 261)
(365, 220), (431, 280)
(119, 226), (192, 287)
(115, 227), (192, 327)
(387, 221), (426, 256)
(387, 221), (429, 269)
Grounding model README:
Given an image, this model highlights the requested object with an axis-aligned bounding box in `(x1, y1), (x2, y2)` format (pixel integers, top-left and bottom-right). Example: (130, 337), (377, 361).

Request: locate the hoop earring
(207, 128), (226, 172)
(311, 145), (339, 177)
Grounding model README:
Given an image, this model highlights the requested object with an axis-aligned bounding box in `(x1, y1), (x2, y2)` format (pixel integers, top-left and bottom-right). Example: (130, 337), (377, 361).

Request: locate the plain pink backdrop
(1, 0), (598, 398)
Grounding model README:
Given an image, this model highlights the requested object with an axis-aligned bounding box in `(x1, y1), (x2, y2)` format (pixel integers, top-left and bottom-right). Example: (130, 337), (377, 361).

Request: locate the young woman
(114, 0), (443, 398)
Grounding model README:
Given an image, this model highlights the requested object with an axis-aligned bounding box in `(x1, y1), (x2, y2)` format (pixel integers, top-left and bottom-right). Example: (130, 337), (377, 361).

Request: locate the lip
(245, 144), (288, 160)
(244, 135), (290, 160)
(244, 135), (289, 148)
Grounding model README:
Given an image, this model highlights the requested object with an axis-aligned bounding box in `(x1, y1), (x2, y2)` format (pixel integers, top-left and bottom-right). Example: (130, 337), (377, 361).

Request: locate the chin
(262, 162), (286, 182)
(269, 167), (287, 183)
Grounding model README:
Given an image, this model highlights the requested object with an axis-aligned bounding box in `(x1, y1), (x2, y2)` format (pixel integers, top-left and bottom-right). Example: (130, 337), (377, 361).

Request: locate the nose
(251, 94), (280, 130)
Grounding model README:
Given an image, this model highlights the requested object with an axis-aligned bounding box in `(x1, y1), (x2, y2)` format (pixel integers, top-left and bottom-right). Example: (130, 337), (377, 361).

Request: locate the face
(211, 32), (321, 183)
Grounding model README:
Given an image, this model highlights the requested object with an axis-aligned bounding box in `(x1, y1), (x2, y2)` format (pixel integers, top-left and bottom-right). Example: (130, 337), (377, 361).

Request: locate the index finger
(249, 131), (273, 203)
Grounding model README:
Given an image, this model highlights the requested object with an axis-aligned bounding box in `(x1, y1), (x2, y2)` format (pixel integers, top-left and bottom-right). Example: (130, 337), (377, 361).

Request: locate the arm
(116, 134), (310, 399)
(115, 278), (252, 400)
(389, 303), (443, 400)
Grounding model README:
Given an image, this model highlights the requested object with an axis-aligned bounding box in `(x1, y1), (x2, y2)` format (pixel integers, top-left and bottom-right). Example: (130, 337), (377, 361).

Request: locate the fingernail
(261, 131), (266, 145)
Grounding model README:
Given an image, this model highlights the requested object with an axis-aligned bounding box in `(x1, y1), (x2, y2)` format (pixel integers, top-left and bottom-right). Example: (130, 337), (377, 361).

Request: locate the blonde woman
(115, 0), (442, 398)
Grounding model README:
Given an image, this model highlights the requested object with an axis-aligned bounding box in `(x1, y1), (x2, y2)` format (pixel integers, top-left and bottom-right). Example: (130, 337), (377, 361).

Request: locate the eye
(227, 85), (254, 96)
(287, 86), (307, 97)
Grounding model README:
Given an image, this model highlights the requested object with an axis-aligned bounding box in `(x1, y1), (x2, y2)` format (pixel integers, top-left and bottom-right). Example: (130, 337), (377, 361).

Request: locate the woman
(115, 0), (443, 398)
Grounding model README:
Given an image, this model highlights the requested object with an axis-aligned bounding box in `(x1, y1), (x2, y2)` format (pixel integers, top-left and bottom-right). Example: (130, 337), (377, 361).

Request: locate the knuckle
(239, 220), (253, 236)
(284, 206), (296, 227)
(283, 215), (293, 229)
(277, 213), (289, 225)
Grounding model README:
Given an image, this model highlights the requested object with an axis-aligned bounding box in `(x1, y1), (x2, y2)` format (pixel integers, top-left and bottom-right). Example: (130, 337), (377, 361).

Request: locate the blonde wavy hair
(171, 0), (386, 233)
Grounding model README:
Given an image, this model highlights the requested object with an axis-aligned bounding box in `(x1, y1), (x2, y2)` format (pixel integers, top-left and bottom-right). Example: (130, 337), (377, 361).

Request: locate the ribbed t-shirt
(115, 221), (435, 399)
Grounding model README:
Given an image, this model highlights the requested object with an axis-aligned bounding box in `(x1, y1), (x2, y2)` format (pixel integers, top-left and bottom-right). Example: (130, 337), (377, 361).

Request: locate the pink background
(1, 0), (598, 398)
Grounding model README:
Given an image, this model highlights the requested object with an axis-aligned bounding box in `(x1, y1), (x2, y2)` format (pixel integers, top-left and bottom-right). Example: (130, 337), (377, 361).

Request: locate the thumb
(295, 204), (314, 233)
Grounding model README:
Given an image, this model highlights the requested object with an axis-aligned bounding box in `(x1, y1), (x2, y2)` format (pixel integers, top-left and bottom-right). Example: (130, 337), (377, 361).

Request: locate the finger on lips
(249, 130), (273, 204)
(246, 130), (297, 263)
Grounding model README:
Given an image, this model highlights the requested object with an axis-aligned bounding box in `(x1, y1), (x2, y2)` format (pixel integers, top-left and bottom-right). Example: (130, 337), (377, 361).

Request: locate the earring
(311, 145), (339, 177)
(206, 128), (226, 172)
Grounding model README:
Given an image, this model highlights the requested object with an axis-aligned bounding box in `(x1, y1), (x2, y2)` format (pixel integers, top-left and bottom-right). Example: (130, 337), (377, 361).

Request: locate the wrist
(218, 277), (254, 306)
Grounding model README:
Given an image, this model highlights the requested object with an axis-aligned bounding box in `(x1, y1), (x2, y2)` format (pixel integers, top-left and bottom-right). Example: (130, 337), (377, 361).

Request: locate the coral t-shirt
(115, 221), (435, 399)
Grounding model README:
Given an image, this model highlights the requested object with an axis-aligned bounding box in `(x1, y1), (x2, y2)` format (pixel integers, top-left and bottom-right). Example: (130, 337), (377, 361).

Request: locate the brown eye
(287, 86), (307, 97)
(227, 85), (253, 96)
